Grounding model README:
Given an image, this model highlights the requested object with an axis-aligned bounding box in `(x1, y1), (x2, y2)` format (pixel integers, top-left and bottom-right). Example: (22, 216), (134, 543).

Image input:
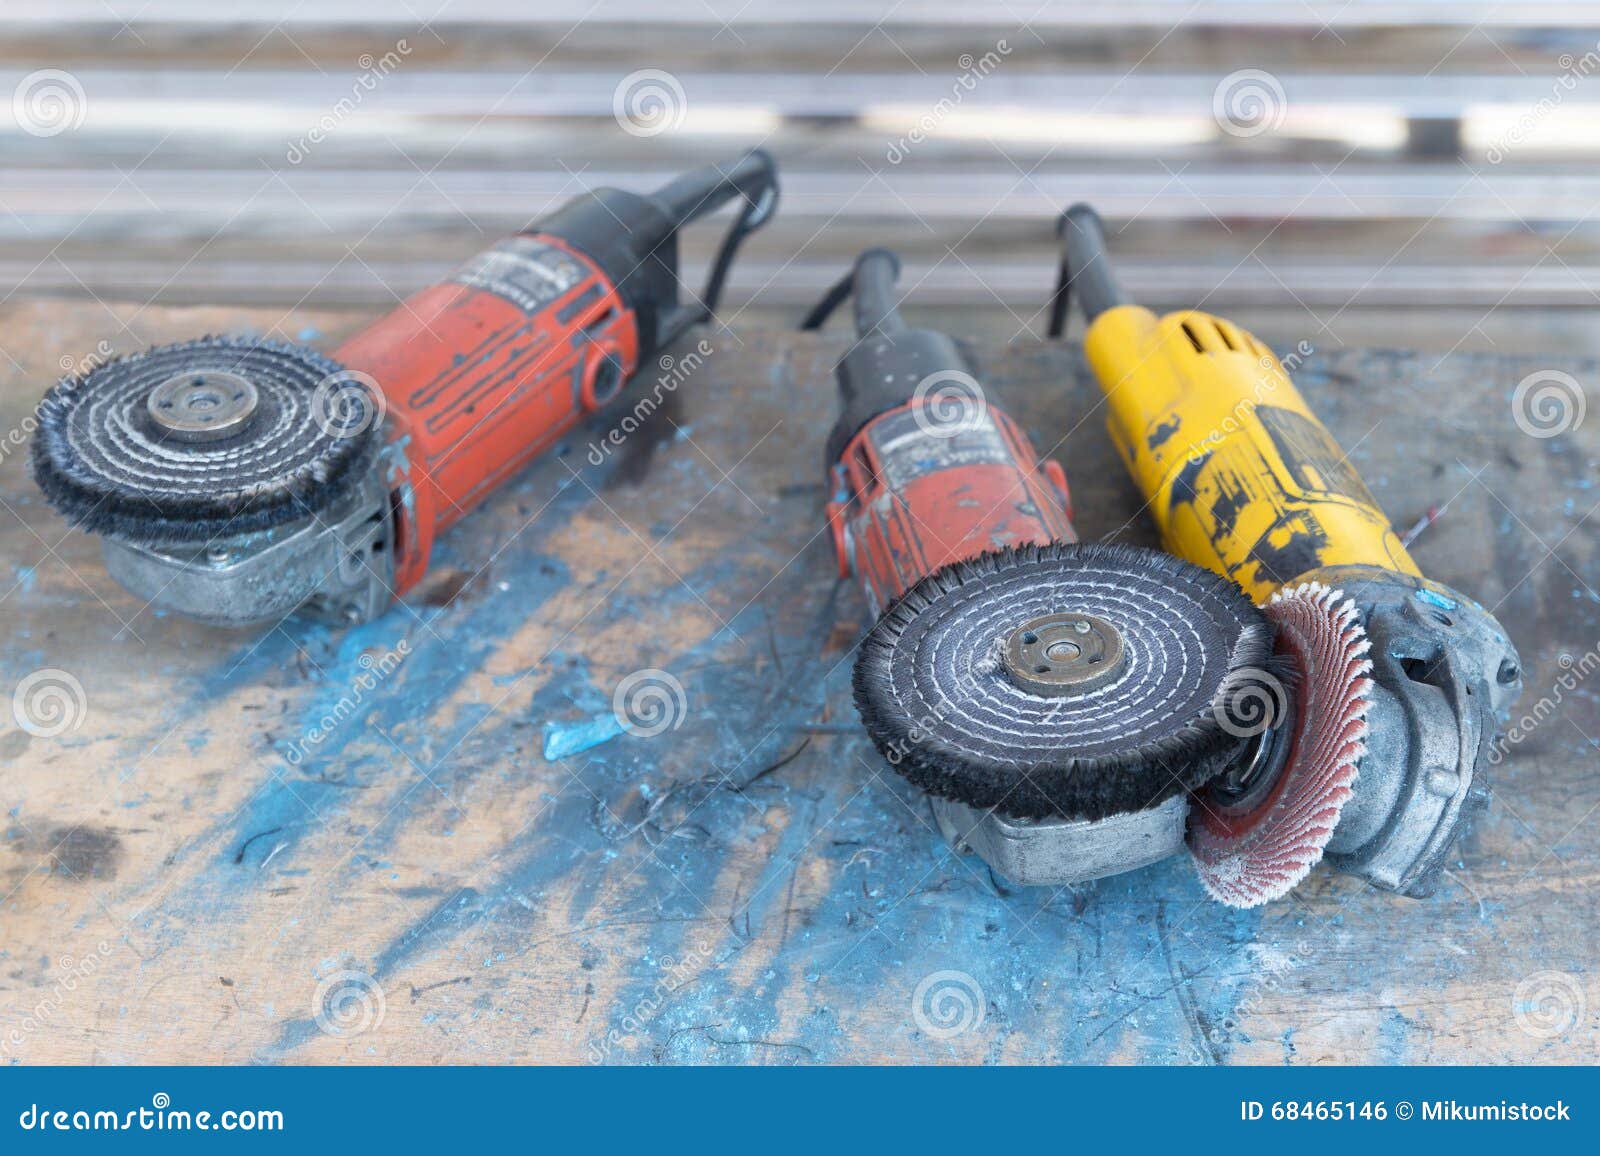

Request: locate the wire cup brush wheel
(30, 335), (383, 544)
(853, 542), (1275, 821)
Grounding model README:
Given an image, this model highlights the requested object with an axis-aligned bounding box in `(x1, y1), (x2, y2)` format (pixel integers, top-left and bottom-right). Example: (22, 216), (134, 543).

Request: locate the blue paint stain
(12, 566), (36, 594)
(156, 418), (1302, 1065)
(543, 714), (624, 760)
(1415, 588), (1457, 612)
(296, 326), (322, 343)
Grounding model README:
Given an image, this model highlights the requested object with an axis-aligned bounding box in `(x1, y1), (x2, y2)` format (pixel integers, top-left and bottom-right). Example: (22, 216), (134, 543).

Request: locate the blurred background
(6, 2), (1600, 355)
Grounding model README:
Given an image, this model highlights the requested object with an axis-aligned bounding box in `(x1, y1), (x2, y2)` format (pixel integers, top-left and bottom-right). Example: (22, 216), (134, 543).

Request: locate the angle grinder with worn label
(807, 249), (1284, 890)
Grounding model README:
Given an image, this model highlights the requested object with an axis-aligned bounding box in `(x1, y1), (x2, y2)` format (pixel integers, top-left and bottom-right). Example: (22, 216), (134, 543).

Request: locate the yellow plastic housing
(1081, 305), (1419, 602)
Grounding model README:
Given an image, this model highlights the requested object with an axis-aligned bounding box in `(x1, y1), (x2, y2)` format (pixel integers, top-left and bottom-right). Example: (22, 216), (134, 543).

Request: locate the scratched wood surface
(0, 299), (1595, 1065)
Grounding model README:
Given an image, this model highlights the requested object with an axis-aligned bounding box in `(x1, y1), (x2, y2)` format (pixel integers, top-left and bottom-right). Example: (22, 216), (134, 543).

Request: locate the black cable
(1055, 204), (1129, 330)
(799, 248), (904, 337)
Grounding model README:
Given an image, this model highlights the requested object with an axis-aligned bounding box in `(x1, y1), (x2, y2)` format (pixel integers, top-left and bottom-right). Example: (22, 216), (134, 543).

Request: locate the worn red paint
(333, 235), (638, 597)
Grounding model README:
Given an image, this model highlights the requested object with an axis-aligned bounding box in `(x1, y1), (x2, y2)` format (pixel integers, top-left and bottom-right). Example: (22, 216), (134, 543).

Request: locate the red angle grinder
(808, 249), (1282, 889)
(1050, 205), (1524, 905)
(31, 151), (778, 628)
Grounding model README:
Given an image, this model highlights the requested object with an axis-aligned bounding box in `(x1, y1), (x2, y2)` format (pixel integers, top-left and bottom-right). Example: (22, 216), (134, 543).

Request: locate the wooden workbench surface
(1, 300), (1595, 1065)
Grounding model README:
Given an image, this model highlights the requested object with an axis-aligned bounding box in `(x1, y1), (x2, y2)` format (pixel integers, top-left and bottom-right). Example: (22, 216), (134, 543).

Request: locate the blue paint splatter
(544, 714), (624, 760)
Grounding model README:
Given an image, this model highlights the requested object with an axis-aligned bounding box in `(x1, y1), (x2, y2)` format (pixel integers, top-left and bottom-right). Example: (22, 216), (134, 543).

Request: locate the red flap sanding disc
(1187, 582), (1374, 908)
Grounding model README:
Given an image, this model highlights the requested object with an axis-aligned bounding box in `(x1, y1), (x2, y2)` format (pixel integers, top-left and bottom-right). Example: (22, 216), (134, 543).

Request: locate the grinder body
(336, 229), (641, 599)
(1082, 306), (1418, 598)
(819, 252), (1074, 615)
(827, 393), (1074, 615)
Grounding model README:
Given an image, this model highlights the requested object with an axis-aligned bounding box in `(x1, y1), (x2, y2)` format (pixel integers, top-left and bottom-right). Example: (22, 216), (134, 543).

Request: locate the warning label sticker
(453, 237), (588, 313)
(868, 407), (1012, 492)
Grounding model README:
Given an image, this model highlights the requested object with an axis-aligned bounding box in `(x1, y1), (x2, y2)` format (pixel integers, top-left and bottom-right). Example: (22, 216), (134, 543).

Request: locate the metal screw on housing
(146, 370), (260, 443)
(1002, 611), (1127, 696)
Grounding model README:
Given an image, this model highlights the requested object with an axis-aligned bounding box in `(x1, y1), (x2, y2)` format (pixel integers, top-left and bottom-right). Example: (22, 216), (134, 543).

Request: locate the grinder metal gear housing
(32, 152), (779, 628)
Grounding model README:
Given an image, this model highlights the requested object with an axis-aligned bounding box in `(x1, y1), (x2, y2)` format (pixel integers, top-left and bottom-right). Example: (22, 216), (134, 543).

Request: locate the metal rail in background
(5, 69), (1600, 116)
(11, 259), (1600, 309)
(7, 1), (1600, 27)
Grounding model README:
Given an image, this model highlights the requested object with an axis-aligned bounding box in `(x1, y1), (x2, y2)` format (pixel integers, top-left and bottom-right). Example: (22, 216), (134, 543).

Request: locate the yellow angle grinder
(1047, 205), (1524, 905)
